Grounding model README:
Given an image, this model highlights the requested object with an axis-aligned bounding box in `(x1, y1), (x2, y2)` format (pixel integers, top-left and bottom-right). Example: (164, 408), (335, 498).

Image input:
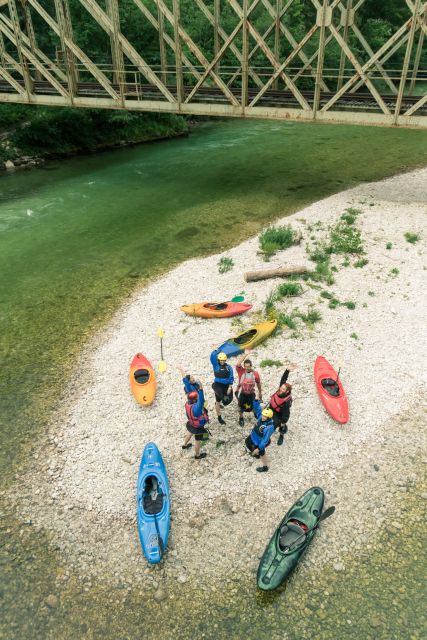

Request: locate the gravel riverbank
(11, 167), (426, 595)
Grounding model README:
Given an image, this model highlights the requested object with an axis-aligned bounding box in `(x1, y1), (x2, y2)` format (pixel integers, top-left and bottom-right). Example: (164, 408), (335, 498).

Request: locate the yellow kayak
(215, 320), (277, 357)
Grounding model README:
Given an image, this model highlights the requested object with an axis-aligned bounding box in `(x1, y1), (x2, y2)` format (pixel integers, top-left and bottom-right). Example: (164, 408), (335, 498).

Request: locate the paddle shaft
(283, 506), (336, 552)
(160, 337), (164, 361)
(335, 367), (341, 383)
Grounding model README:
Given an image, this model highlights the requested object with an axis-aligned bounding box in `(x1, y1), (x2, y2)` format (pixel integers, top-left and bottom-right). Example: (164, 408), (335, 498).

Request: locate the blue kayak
(214, 320), (278, 358)
(136, 442), (170, 564)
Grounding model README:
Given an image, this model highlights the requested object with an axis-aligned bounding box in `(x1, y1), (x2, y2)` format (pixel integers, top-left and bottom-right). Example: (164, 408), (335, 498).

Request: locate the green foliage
(328, 298), (340, 309)
(404, 232), (420, 244)
(389, 267), (399, 277)
(350, 332), (359, 340)
(368, 291), (375, 296)
(264, 290), (277, 314)
(260, 359), (283, 368)
(278, 313), (297, 330)
(329, 220), (364, 255)
(343, 301), (356, 310)
(320, 291), (333, 300)
(276, 281), (303, 298)
(0, 104), (32, 129)
(354, 258), (369, 268)
(259, 225), (296, 258)
(217, 256), (234, 273)
(386, 242), (393, 250)
(295, 308), (322, 327)
(340, 208), (361, 225)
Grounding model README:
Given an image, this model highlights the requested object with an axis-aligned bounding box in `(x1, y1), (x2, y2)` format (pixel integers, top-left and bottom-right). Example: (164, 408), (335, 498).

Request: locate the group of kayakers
(180, 352), (296, 473)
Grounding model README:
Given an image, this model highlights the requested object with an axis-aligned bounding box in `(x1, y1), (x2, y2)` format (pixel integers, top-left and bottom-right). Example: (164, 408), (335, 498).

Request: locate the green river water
(1, 119), (426, 639)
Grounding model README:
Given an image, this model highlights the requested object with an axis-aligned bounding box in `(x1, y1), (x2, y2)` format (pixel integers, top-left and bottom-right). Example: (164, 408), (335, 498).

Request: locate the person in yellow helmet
(210, 348), (234, 425)
(244, 400), (274, 473)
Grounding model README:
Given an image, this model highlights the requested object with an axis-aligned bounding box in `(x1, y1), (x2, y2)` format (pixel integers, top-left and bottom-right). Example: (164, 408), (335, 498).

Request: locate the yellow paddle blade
(159, 360), (167, 373)
(157, 328), (165, 338)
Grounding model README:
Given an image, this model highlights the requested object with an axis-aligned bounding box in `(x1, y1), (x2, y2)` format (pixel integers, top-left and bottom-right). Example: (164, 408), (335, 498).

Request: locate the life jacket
(215, 364), (231, 380)
(240, 371), (256, 395)
(185, 402), (208, 428)
(270, 389), (292, 412)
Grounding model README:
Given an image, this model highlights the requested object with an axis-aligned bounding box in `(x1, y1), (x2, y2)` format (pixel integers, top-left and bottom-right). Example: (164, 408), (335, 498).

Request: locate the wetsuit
(245, 399), (274, 456)
(269, 369), (292, 434)
(210, 349), (234, 405)
(185, 389), (209, 441)
(236, 365), (260, 413)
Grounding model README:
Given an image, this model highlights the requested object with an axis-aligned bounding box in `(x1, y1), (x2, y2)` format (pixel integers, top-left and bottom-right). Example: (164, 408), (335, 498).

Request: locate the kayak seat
(279, 523), (306, 551)
(134, 368), (150, 384)
(143, 493), (164, 515)
(204, 303), (228, 310)
(321, 378), (340, 397)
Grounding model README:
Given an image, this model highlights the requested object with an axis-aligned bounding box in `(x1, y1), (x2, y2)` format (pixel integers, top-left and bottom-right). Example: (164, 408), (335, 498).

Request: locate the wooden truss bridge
(0, 0), (426, 128)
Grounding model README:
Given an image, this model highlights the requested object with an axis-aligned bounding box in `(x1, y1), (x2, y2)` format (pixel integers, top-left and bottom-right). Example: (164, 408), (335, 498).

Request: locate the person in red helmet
(182, 384), (210, 460)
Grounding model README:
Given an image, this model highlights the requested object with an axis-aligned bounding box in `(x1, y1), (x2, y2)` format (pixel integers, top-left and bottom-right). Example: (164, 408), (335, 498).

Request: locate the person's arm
(182, 376), (192, 393)
(192, 389), (205, 418)
(252, 399), (262, 421)
(255, 372), (262, 401)
(210, 350), (218, 369)
(279, 369), (290, 386)
(235, 352), (247, 368)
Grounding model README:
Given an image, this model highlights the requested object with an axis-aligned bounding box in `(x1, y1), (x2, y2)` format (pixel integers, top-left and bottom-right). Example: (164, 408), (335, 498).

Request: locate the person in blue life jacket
(210, 349), (234, 425)
(182, 385), (210, 460)
(179, 367), (202, 396)
(244, 400), (274, 473)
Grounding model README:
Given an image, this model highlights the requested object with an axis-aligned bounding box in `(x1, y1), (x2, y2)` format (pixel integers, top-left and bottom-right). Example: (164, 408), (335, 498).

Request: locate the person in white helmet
(210, 348), (234, 425)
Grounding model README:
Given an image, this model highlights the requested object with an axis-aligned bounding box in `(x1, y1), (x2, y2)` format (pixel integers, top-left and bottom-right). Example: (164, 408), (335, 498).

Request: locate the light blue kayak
(136, 442), (170, 564)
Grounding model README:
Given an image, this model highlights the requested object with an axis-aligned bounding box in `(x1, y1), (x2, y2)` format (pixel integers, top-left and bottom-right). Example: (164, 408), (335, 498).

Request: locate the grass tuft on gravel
(259, 225), (296, 259)
(260, 359), (283, 368)
(218, 256), (234, 273)
(276, 281), (303, 298)
(404, 232), (420, 244)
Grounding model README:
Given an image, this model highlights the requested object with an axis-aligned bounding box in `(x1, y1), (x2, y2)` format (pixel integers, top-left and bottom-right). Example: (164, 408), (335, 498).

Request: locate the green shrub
(343, 301), (356, 310)
(260, 359), (283, 368)
(389, 267), (399, 277)
(354, 258), (369, 268)
(350, 332), (359, 340)
(328, 298), (340, 309)
(329, 221), (364, 255)
(264, 290), (277, 314)
(368, 290), (375, 296)
(276, 281), (303, 298)
(218, 256), (234, 273)
(277, 313), (297, 330)
(404, 232), (420, 244)
(340, 207), (361, 225)
(259, 225), (296, 258)
(386, 242), (393, 250)
(296, 308), (322, 326)
(320, 291), (333, 299)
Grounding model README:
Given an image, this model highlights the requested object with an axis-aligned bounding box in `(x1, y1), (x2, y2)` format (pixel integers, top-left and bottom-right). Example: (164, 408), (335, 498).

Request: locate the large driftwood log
(244, 265), (310, 282)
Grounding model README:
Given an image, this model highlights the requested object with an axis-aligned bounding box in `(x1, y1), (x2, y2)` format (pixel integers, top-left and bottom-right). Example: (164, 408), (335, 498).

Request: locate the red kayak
(314, 356), (349, 424)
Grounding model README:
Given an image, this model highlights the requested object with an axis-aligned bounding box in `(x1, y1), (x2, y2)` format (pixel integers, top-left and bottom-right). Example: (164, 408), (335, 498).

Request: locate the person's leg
(214, 384), (226, 424)
(277, 408), (290, 445)
(257, 451), (269, 473)
(182, 432), (193, 449)
(194, 435), (207, 459)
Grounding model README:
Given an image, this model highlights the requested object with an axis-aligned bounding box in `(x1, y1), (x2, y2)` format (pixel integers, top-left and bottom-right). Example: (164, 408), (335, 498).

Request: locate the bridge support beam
(8, 0), (33, 100)
(106, 0), (125, 102)
(394, 0), (421, 123)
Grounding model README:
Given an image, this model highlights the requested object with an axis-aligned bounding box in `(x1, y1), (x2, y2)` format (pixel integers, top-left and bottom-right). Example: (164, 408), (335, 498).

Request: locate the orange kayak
(129, 353), (156, 406)
(181, 301), (252, 318)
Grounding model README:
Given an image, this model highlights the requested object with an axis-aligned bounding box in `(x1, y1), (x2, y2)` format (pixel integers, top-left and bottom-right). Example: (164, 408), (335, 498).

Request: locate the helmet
(188, 391), (198, 402)
(262, 407), (274, 419)
(217, 352), (227, 362)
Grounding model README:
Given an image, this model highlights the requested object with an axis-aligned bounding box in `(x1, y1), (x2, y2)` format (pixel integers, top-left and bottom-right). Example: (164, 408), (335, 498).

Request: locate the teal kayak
(257, 487), (325, 590)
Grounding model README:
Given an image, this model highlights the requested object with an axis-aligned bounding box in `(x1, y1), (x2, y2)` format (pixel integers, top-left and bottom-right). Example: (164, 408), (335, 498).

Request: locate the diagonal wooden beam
(172, 0), (183, 105)
(131, 0), (202, 81)
(192, 0), (263, 87)
(156, 0), (240, 105)
(27, 0), (120, 100)
(0, 11), (69, 98)
(313, 0), (329, 117)
(229, 0), (310, 110)
(249, 24), (317, 107)
(261, 0), (330, 91)
(54, 0), (76, 101)
(8, 0), (33, 99)
(404, 91), (427, 116)
(106, 0), (125, 97)
(185, 17), (244, 103)
(394, 0), (422, 122)
(409, 7), (425, 93)
(78, 0), (174, 102)
(0, 10), (67, 82)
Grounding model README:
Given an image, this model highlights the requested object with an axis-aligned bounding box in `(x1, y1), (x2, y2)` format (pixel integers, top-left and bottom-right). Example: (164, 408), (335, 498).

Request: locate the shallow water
(1, 119), (426, 638)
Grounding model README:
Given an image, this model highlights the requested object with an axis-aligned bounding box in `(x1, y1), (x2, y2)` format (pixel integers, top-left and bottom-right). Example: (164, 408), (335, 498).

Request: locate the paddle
(231, 295), (245, 302)
(157, 328), (166, 373)
(282, 505), (336, 552)
(335, 365), (342, 384)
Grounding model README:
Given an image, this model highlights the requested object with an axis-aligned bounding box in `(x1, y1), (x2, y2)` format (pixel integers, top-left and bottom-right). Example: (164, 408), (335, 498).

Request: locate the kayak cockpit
(204, 302), (228, 310)
(234, 329), (257, 345)
(142, 476), (164, 515)
(279, 521), (307, 552)
(321, 378), (340, 397)
(134, 368), (150, 385)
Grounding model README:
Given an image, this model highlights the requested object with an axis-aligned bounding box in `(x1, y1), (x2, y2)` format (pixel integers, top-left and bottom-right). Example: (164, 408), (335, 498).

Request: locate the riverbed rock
(153, 589), (166, 602)
(45, 594), (59, 608)
(4, 160), (15, 171)
(333, 562), (345, 572)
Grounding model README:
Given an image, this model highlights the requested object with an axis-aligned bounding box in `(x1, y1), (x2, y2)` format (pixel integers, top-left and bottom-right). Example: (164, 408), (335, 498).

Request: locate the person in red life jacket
(235, 350), (262, 427)
(182, 385), (210, 460)
(245, 401), (274, 473)
(269, 363), (297, 446)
